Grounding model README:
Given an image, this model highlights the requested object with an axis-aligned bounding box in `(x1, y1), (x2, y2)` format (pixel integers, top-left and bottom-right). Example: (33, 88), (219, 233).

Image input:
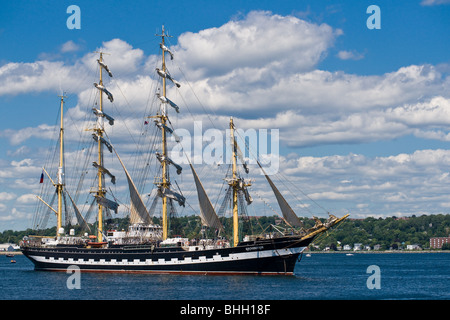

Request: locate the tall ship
(20, 27), (348, 275)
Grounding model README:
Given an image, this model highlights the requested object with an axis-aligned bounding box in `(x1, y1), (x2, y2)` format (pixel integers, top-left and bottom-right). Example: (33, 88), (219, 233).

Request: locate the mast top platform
(94, 51), (111, 56)
(156, 25), (173, 39)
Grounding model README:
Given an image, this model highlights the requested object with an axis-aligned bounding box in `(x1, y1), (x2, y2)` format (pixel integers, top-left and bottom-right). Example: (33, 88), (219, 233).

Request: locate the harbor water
(1, 252), (449, 300)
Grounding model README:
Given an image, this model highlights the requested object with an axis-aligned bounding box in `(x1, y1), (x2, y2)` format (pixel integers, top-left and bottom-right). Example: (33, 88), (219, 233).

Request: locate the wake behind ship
(20, 26), (348, 275)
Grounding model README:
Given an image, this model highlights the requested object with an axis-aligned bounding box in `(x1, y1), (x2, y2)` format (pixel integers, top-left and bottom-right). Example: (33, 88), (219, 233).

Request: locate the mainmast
(149, 26), (184, 240)
(152, 25), (183, 241)
(56, 94), (66, 236)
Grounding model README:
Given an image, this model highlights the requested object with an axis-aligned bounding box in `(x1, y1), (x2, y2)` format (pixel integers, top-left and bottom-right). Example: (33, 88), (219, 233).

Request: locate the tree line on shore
(1, 214), (450, 250)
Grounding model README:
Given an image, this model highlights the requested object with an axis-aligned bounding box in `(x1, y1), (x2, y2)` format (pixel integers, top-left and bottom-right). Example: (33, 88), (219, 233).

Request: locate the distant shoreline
(306, 250), (450, 254)
(0, 251), (22, 255)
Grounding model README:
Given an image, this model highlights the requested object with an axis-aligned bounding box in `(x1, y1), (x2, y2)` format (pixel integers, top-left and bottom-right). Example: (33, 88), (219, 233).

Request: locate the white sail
(66, 190), (91, 232)
(113, 147), (151, 225)
(257, 162), (303, 228)
(190, 164), (224, 232)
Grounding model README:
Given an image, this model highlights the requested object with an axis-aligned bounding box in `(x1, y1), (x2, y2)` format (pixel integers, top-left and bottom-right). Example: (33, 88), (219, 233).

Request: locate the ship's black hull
(21, 236), (313, 275)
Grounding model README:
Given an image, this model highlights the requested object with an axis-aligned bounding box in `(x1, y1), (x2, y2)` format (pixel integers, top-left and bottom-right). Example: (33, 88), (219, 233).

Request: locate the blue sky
(1, 1), (448, 70)
(1, 0), (450, 231)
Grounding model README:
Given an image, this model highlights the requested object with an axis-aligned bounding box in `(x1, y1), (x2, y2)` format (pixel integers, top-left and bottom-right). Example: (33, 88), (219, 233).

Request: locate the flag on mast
(39, 172), (44, 183)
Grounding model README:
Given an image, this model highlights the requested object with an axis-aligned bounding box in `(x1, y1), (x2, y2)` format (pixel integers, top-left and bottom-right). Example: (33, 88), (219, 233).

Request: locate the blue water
(1, 253), (449, 300)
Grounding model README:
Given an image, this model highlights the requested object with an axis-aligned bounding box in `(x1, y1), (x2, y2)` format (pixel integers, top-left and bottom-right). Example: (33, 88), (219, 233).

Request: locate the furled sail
(159, 187), (185, 207)
(92, 108), (115, 125)
(234, 141), (249, 174)
(154, 120), (181, 142)
(94, 83), (114, 102)
(257, 162), (303, 228)
(190, 164), (224, 232)
(92, 134), (113, 153)
(92, 162), (115, 184)
(97, 59), (113, 77)
(113, 147), (151, 225)
(155, 68), (181, 88)
(156, 152), (182, 175)
(160, 43), (174, 60)
(156, 92), (180, 113)
(241, 181), (253, 205)
(95, 196), (119, 214)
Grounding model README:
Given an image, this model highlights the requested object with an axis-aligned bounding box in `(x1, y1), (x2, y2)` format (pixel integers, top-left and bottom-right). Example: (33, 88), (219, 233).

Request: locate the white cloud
(175, 10), (337, 78)
(388, 96), (450, 127)
(82, 38), (145, 76)
(0, 60), (87, 96)
(16, 193), (37, 204)
(6, 146), (31, 157)
(0, 207), (30, 222)
(337, 50), (364, 60)
(1, 10), (450, 230)
(0, 38), (146, 98)
(421, 0), (450, 6)
(0, 192), (16, 201)
(231, 94), (450, 148)
(263, 149), (450, 218)
(309, 191), (356, 200)
(173, 62), (447, 124)
(1, 14), (448, 151)
(61, 40), (81, 53)
(1, 124), (57, 146)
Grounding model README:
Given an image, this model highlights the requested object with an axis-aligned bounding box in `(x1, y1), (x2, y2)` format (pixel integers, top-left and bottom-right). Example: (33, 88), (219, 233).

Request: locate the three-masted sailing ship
(20, 27), (348, 275)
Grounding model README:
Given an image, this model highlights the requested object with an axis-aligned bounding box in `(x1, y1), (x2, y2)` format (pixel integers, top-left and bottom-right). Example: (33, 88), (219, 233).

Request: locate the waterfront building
(430, 237), (450, 249)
